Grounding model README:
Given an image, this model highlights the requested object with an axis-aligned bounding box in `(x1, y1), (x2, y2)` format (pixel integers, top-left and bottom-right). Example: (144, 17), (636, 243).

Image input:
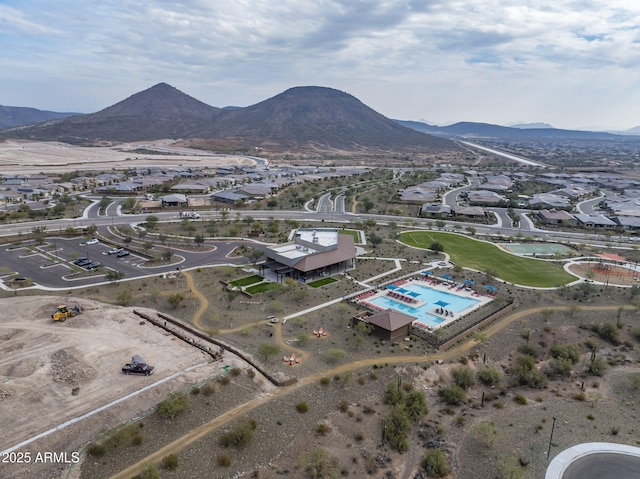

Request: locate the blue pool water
(369, 283), (480, 328)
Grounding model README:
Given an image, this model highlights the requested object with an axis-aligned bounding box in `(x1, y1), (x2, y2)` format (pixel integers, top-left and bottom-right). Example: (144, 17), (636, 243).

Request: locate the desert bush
(230, 367), (242, 377)
(218, 453), (232, 467)
(384, 406), (411, 452)
(420, 448), (450, 477)
(316, 423), (331, 436)
(519, 343), (540, 358)
(161, 453), (179, 471)
(514, 394), (527, 405)
(452, 366), (475, 389)
(338, 400), (349, 412)
(134, 464), (160, 479)
(87, 444), (106, 457)
(588, 356), (607, 376)
(297, 446), (342, 479)
(405, 389), (428, 421)
(471, 421), (498, 448)
(546, 357), (573, 377)
(477, 366), (501, 386)
(497, 455), (525, 479)
(219, 419), (257, 448)
(383, 380), (405, 405)
(598, 322), (620, 345)
(439, 385), (467, 406)
(297, 402), (309, 413)
(202, 383), (216, 396)
(550, 343), (580, 363)
(157, 392), (190, 420)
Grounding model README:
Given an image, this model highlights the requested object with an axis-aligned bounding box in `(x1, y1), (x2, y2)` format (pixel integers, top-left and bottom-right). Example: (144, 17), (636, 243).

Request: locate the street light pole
(547, 416), (557, 461)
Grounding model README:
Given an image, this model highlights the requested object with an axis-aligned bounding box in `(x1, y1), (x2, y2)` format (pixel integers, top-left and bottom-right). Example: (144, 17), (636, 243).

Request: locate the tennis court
(500, 243), (572, 256)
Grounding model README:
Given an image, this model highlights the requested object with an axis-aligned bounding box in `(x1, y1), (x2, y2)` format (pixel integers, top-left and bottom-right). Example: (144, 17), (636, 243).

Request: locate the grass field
(308, 277), (338, 288)
(229, 275), (263, 287)
(399, 231), (577, 287)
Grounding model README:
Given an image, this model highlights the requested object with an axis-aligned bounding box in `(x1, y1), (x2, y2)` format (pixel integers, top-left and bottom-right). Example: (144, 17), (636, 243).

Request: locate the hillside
(193, 86), (457, 152)
(396, 119), (627, 140)
(1, 83), (221, 144)
(0, 105), (79, 129)
(0, 84), (459, 153)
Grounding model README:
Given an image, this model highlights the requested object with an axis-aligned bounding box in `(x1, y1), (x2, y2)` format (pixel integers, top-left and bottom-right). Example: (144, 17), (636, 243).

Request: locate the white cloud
(1, 0), (639, 128)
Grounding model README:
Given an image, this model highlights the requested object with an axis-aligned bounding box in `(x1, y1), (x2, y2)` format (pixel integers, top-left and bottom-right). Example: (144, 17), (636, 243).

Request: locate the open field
(399, 231), (577, 287)
(0, 296), (232, 479)
(0, 140), (256, 174)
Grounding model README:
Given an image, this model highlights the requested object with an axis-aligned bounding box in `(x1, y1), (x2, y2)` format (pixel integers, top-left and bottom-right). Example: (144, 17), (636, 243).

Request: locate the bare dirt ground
(0, 140), (256, 174)
(0, 296), (241, 479)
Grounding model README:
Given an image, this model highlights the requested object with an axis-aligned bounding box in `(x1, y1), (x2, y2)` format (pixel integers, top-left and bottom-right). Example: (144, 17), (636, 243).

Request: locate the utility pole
(547, 416), (557, 461)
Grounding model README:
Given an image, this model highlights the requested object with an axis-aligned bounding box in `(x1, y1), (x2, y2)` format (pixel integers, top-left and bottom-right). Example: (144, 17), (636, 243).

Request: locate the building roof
(366, 309), (416, 332)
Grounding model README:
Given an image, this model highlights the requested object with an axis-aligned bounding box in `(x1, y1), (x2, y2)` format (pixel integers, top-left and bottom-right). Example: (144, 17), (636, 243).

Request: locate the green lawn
(308, 277), (338, 288)
(399, 231), (576, 287)
(229, 275), (264, 287)
(339, 230), (361, 243)
(245, 282), (281, 295)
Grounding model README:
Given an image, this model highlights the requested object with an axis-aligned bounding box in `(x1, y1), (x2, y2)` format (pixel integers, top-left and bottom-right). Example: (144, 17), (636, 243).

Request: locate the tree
(219, 419), (257, 448)
(383, 380), (404, 406)
(105, 270), (125, 284)
(144, 215), (159, 231)
(258, 343), (280, 363)
(85, 224), (98, 237)
(429, 241), (444, 252)
(245, 247), (264, 264)
(99, 196), (111, 213)
(194, 234), (204, 247)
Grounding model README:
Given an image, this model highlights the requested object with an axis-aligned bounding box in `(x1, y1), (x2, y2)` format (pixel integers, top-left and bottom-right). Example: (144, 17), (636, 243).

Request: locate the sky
(2, 0), (640, 130)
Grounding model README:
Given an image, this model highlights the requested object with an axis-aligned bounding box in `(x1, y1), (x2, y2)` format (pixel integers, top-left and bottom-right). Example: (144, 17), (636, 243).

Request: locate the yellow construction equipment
(52, 305), (81, 322)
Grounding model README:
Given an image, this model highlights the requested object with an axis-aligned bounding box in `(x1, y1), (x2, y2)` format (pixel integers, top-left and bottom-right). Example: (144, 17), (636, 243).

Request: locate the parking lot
(0, 237), (147, 289)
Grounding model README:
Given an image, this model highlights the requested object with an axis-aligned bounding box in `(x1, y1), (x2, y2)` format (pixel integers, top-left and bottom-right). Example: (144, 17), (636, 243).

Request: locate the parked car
(75, 258), (92, 267)
(85, 261), (101, 270)
(86, 238), (99, 245)
(117, 250), (130, 257)
(73, 257), (89, 265)
(122, 355), (154, 376)
(107, 247), (123, 255)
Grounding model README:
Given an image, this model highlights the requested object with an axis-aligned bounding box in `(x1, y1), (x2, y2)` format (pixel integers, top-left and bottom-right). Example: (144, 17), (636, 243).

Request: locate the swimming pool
(369, 282), (481, 328)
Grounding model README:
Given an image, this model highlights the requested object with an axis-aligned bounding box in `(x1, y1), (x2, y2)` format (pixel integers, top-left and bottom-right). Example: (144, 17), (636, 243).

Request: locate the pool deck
(355, 277), (495, 330)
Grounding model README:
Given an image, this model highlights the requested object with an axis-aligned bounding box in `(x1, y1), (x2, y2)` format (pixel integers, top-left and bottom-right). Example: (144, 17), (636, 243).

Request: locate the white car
(86, 238), (99, 245)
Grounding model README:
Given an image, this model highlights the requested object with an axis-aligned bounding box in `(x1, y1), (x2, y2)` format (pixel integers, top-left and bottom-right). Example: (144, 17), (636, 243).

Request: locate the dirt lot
(0, 296), (238, 479)
(0, 140), (256, 174)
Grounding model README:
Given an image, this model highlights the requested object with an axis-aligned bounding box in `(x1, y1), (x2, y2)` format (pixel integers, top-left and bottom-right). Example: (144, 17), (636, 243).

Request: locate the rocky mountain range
(0, 83), (458, 153)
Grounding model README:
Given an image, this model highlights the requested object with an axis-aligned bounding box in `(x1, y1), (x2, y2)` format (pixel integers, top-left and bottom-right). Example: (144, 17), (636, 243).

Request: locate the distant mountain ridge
(0, 105), (79, 129)
(0, 83), (457, 153)
(394, 119), (632, 140)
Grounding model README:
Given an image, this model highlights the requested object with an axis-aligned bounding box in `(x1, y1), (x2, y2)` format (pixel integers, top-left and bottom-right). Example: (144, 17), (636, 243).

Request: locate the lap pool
(368, 282), (482, 328)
